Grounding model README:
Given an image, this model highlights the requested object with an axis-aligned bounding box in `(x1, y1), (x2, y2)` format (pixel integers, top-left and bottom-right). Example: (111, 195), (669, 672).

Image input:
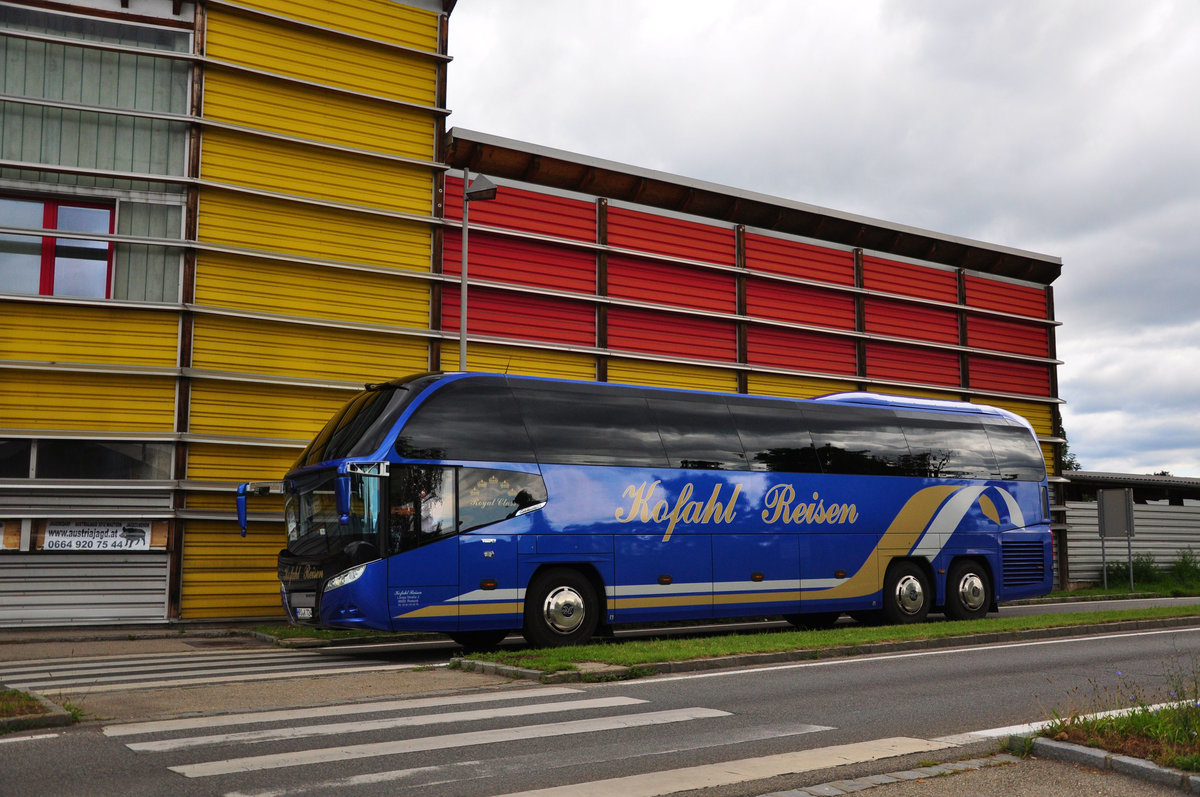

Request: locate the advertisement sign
(43, 521), (152, 551)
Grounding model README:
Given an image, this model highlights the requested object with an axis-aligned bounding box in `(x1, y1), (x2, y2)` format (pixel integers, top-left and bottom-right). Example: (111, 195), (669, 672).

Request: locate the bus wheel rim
(956, 572), (986, 612)
(543, 586), (586, 634)
(894, 574), (925, 615)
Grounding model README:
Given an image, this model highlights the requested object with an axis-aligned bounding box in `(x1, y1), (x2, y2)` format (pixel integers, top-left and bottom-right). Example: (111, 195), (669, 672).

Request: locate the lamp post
(460, 169), (498, 371)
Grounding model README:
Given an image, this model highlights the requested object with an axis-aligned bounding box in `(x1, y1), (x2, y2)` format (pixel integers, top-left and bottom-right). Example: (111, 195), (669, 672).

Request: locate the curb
(0, 692), (73, 733)
(451, 615), (1200, 683)
(1010, 735), (1200, 794)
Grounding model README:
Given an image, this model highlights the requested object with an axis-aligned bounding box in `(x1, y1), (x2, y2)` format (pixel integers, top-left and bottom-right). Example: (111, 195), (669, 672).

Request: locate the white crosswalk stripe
(102, 686), (843, 795)
(0, 648), (424, 693)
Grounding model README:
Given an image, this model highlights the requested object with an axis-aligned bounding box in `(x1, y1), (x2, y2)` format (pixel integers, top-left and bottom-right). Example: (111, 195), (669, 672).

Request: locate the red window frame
(2, 195), (115, 298)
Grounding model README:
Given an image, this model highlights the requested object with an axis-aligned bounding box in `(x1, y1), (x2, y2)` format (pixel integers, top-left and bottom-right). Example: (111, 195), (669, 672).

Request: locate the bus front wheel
(883, 561), (930, 624)
(523, 568), (599, 648)
(945, 560), (992, 621)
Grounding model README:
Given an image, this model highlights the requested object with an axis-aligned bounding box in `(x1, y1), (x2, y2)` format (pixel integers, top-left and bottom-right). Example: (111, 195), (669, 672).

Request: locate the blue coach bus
(237, 373), (1052, 649)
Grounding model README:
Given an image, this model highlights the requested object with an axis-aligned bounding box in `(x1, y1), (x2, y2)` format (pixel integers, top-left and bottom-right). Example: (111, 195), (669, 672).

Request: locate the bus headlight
(325, 564), (366, 592)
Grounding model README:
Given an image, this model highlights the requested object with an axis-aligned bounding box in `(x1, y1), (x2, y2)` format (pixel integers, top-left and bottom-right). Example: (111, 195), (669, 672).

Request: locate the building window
(0, 196), (115, 299)
(0, 439), (173, 480)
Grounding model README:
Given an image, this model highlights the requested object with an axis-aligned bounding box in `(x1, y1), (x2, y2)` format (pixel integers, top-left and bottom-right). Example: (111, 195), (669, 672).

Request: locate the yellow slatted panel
(180, 519), (286, 619)
(233, 0), (440, 51)
(185, 491), (284, 513)
(197, 189), (431, 271)
(444, 344), (596, 380)
(868, 385), (964, 402)
(206, 8), (436, 106)
(194, 252), (430, 329)
(186, 442), (299, 482)
(972, 397), (1055, 437)
(202, 70), (435, 160)
(748, 373), (857, 399)
(606, 360), (738, 392)
(0, 371), (175, 431)
(201, 127), (433, 214)
(192, 315), (428, 382)
(188, 379), (350, 440)
(1042, 443), (1057, 476)
(0, 302), (178, 366)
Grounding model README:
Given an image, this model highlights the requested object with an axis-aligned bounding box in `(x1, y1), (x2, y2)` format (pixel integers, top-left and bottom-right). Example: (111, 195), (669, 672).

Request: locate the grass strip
(0, 689), (47, 719)
(463, 605), (1200, 674)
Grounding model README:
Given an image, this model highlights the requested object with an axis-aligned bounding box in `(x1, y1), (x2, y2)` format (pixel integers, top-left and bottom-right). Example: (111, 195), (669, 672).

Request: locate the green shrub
(1172, 547), (1200, 584)
(1106, 552), (1164, 586)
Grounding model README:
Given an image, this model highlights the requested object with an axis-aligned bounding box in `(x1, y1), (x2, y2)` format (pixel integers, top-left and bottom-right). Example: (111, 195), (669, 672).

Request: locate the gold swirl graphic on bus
(809, 484), (962, 599)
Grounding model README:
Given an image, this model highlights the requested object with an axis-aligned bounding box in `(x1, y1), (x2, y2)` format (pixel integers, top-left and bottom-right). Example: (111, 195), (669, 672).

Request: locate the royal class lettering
(615, 480), (742, 541)
(761, 484), (859, 526)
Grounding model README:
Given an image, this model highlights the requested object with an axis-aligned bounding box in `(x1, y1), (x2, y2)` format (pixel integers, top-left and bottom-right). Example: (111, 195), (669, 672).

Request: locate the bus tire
(783, 612), (840, 630)
(523, 568), (599, 648)
(945, 559), (992, 621)
(449, 630), (510, 653)
(883, 560), (930, 624)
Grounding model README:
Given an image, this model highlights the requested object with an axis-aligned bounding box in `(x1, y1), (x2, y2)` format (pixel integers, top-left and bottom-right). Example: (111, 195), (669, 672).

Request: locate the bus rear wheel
(883, 561), (930, 624)
(945, 560), (992, 621)
(523, 568), (599, 648)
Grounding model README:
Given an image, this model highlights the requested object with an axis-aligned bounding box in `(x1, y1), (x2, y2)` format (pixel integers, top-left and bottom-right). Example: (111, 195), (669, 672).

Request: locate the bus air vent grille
(1001, 541), (1045, 586)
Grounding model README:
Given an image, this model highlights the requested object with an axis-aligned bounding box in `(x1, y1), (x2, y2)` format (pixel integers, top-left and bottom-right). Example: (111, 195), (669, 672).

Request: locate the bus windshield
(284, 469), (385, 560)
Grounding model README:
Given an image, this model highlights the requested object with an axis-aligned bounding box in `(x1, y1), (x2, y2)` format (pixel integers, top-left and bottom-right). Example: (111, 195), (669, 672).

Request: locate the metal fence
(1065, 501), (1200, 583)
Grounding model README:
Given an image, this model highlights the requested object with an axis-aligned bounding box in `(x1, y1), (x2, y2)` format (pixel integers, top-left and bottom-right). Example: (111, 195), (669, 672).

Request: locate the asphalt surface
(0, 619), (1195, 796)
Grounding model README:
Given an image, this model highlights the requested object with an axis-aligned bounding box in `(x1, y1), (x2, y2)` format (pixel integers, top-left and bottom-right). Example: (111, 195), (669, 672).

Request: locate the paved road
(3, 621), (1197, 796)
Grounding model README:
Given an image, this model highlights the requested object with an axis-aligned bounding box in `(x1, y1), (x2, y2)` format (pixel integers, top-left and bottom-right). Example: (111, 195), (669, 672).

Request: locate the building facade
(0, 0), (1065, 626)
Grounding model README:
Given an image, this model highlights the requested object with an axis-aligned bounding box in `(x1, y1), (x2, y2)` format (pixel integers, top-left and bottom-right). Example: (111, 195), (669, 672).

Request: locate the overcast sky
(445, 1), (1200, 477)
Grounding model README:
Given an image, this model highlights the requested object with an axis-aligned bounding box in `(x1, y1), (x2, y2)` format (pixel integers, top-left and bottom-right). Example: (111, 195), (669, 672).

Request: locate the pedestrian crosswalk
(97, 685), (865, 796)
(0, 647), (429, 693)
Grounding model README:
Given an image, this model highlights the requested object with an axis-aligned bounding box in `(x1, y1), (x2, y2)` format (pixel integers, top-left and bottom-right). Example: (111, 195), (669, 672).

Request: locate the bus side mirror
(236, 483), (250, 537)
(335, 476), (352, 526)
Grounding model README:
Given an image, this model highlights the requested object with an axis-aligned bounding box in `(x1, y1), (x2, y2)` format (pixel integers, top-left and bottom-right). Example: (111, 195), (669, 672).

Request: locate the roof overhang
(446, 127), (1062, 285)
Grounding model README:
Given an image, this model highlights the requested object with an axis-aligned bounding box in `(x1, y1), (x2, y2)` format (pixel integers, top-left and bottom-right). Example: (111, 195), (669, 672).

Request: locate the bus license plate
(295, 607), (312, 619)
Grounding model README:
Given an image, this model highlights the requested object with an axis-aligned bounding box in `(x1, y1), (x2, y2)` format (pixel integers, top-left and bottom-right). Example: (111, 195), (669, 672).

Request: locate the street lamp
(460, 170), (498, 371)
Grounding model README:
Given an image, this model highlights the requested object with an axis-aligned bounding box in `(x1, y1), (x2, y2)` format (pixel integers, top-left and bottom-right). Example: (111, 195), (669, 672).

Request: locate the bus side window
(458, 468), (548, 532)
(727, 400), (821, 473)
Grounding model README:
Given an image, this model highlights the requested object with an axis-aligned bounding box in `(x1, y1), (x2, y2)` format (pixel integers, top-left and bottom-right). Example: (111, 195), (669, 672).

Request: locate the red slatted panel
(607, 306), (736, 362)
(964, 274), (1048, 318)
(607, 207), (735, 265)
(445, 177), (595, 242)
(607, 254), (735, 313)
(442, 286), (595, 346)
(862, 255), (958, 302)
(744, 233), (855, 285)
(967, 315), (1050, 357)
(443, 231), (596, 295)
(865, 341), (960, 387)
(968, 355), (1051, 396)
(746, 327), (857, 374)
(745, 277), (856, 330)
(864, 297), (958, 344)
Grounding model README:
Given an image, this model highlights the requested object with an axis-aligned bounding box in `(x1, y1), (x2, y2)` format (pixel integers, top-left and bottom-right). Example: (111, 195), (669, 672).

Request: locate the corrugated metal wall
(438, 174), (1060, 468)
(1066, 502), (1200, 584)
(0, 2), (189, 624)
(180, 0), (448, 618)
(0, 554), (170, 625)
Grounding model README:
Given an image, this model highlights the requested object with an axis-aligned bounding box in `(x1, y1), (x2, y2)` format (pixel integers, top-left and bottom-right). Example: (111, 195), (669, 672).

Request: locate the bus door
(455, 467), (548, 633)
(387, 466), (460, 631)
(712, 533), (801, 618)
